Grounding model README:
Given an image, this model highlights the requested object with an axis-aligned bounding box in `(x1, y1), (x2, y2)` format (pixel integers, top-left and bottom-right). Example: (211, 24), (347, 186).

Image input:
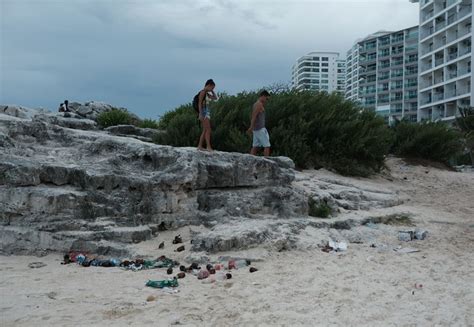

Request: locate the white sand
(1, 158), (473, 326)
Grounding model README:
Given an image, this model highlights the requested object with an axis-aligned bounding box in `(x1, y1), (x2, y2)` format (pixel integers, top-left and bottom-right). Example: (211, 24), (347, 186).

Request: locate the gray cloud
(1, 0), (418, 118)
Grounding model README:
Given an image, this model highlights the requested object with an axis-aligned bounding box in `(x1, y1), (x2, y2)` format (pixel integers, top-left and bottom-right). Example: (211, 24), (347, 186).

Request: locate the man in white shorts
(247, 90), (271, 156)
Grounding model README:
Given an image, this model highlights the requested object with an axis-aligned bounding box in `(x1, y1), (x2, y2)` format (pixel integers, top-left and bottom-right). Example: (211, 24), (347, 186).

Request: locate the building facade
(291, 52), (346, 94)
(357, 26), (420, 123)
(411, 0), (473, 121)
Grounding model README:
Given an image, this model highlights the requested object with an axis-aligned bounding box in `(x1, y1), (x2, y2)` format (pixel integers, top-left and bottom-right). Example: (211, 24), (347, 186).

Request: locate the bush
(97, 108), (133, 128)
(156, 89), (393, 176)
(391, 120), (463, 165)
(154, 104), (201, 146)
(308, 197), (331, 218)
(138, 118), (160, 129)
(455, 107), (474, 165)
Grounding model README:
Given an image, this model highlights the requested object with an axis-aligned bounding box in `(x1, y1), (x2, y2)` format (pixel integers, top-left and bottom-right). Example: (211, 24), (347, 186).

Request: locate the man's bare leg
(263, 147), (270, 157)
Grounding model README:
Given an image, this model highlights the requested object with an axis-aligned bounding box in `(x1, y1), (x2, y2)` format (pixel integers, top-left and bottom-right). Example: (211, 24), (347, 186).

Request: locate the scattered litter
(175, 245), (185, 252)
(320, 239), (347, 253)
(172, 235), (183, 244)
(167, 267), (173, 275)
(398, 231), (415, 241)
(146, 278), (179, 289)
(249, 267), (258, 273)
(414, 283), (423, 289)
(162, 287), (179, 294)
(176, 272), (186, 279)
(394, 246), (420, 254)
(28, 262), (46, 269)
(399, 229), (428, 241)
(158, 242), (164, 249)
(197, 270), (210, 280)
(415, 229), (428, 240)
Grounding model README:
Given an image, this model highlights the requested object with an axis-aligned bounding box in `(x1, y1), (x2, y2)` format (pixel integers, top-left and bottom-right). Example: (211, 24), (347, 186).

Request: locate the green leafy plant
(391, 120), (463, 165)
(138, 119), (160, 129)
(308, 197), (332, 218)
(96, 108), (133, 128)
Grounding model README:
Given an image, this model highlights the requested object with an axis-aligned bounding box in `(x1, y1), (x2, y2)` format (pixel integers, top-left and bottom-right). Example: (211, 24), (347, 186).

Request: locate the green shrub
(156, 89), (393, 176)
(154, 104), (200, 146)
(308, 197), (331, 218)
(96, 108), (133, 128)
(138, 118), (160, 129)
(392, 120), (463, 165)
(455, 107), (474, 165)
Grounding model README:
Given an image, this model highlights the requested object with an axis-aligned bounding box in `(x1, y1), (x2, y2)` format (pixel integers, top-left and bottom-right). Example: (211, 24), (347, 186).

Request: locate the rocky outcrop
(105, 125), (163, 142)
(0, 104), (405, 257)
(0, 113), (304, 255)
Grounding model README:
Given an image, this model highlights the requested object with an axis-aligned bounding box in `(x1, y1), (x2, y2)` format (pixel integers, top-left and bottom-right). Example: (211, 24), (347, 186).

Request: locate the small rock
(175, 245), (185, 252)
(249, 267), (258, 273)
(167, 267), (173, 275)
(158, 242), (164, 249)
(146, 295), (156, 302)
(176, 272), (186, 279)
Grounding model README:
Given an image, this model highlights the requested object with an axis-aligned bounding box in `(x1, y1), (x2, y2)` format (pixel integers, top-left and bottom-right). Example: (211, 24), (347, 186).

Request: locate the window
(322, 74), (329, 78)
(322, 57), (329, 61)
(322, 68), (328, 72)
(321, 85), (329, 90)
(321, 80), (329, 84)
(322, 63), (329, 67)
(313, 57), (320, 61)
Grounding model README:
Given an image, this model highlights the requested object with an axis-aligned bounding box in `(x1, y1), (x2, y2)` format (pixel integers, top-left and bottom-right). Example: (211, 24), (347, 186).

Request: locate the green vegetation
(391, 120), (463, 165)
(152, 88), (467, 175)
(156, 90), (393, 176)
(96, 108), (134, 128)
(308, 197), (332, 218)
(138, 118), (160, 129)
(455, 107), (474, 165)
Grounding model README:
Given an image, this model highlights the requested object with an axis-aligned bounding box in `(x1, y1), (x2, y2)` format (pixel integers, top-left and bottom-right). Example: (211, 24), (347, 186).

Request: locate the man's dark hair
(259, 90), (270, 97)
(205, 79), (215, 86)
(64, 100), (69, 105)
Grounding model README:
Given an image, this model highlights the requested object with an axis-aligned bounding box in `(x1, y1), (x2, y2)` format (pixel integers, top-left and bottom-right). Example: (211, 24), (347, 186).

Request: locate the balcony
(390, 96), (403, 102)
(433, 93), (444, 101)
(405, 82), (418, 88)
(392, 37), (404, 44)
(391, 61), (404, 67)
(378, 74), (390, 81)
(405, 94), (418, 100)
(435, 21), (447, 32)
(435, 57), (445, 66)
(405, 69), (418, 76)
(391, 84), (403, 90)
(447, 70), (458, 79)
(448, 52), (458, 61)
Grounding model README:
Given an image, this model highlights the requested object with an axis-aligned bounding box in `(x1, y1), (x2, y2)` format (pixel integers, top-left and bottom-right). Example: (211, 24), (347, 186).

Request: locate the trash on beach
(146, 295), (156, 302)
(175, 245), (185, 252)
(172, 235), (183, 244)
(414, 229), (428, 240)
(158, 242), (164, 249)
(398, 230), (415, 241)
(394, 246), (420, 254)
(399, 229), (428, 241)
(249, 267), (258, 273)
(146, 278), (179, 289)
(28, 262), (47, 269)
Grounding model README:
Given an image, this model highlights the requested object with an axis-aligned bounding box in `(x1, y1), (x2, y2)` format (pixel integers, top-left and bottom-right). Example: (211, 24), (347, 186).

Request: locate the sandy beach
(1, 158), (473, 326)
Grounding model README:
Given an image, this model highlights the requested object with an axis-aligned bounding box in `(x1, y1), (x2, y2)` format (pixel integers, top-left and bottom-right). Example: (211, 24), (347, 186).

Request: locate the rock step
(57, 225), (153, 244)
(69, 239), (133, 257)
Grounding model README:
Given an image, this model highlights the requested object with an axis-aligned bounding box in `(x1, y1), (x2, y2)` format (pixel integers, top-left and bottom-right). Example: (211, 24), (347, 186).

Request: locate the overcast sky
(1, 0), (419, 118)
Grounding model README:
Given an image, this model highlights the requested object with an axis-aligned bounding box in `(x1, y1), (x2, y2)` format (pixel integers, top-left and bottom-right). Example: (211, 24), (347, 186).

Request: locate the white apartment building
(291, 52), (346, 94)
(411, 0), (473, 121)
(356, 27), (420, 123)
(345, 32), (393, 102)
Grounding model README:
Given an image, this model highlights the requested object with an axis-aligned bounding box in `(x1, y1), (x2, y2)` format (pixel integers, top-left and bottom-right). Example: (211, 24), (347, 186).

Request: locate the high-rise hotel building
(291, 52), (346, 94)
(410, 0), (473, 121)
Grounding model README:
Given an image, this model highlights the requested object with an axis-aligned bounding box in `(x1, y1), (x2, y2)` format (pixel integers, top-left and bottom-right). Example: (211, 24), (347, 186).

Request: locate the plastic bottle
(235, 259), (248, 268)
(215, 272), (227, 281)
